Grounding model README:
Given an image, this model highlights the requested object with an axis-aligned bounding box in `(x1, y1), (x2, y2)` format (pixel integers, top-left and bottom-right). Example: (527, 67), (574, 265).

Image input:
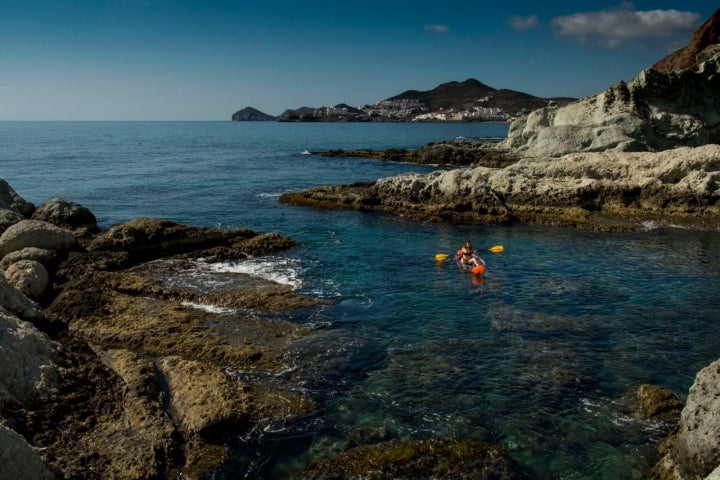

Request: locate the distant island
(231, 78), (577, 123)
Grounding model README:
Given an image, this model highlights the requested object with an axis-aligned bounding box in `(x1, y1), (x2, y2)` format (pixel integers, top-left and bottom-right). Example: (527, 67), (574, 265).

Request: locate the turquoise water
(2, 121), (719, 478)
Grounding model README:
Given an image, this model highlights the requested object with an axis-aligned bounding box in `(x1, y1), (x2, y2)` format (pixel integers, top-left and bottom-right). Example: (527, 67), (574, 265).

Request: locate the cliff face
(502, 49), (720, 157)
(652, 8), (720, 73)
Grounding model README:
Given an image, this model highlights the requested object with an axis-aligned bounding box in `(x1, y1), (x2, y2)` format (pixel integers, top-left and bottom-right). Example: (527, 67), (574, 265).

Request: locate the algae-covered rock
(295, 437), (523, 479)
(634, 384), (683, 421)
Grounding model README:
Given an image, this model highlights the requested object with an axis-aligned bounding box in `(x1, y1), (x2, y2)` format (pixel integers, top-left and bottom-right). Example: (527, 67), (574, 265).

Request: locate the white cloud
(509, 15), (540, 32)
(424, 24), (448, 33)
(551, 2), (700, 48)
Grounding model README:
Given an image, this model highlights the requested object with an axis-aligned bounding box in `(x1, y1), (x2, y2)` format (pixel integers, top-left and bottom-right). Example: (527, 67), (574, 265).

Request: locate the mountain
(385, 78), (576, 115)
(231, 107), (275, 121)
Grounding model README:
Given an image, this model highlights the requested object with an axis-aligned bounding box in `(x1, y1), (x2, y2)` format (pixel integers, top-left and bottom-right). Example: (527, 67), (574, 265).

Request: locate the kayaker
(456, 241), (481, 268)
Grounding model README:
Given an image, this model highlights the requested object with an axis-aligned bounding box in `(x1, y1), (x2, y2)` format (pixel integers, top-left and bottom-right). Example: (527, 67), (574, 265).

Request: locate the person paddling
(456, 241), (481, 268)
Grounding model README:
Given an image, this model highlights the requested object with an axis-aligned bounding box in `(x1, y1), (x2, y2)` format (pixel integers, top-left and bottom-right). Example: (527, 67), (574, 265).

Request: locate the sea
(2, 121), (719, 479)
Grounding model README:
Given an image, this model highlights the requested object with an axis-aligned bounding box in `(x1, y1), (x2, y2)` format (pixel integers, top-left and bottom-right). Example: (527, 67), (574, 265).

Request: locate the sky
(0, 1), (716, 120)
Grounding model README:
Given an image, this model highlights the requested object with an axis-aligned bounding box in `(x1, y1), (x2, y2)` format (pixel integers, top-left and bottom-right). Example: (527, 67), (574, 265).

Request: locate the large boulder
(0, 220), (77, 260)
(0, 423), (55, 480)
(3, 260), (50, 301)
(502, 49), (720, 157)
(0, 273), (42, 322)
(0, 247), (60, 272)
(0, 208), (25, 235)
(0, 179), (34, 219)
(651, 358), (720, 479)
(31, 197), (98, 232)
(0, 310), (59, 408)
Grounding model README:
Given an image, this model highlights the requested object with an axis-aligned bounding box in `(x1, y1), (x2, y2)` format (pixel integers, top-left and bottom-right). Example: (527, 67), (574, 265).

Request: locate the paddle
(434, 245), (503, 261)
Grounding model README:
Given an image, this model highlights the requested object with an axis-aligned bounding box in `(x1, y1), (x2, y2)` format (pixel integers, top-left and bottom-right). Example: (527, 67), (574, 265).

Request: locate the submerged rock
(634, 384), (683, 420)
(488, 303), (588, 334)
(294, 437), (524, 479)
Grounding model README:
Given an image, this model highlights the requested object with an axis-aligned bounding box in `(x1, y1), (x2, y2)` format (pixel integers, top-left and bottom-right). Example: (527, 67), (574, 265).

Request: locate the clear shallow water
(2, 121), (719, 479)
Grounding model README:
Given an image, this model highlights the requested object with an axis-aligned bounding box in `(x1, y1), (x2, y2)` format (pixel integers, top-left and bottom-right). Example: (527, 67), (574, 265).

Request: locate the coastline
(2, 146), (719, 477)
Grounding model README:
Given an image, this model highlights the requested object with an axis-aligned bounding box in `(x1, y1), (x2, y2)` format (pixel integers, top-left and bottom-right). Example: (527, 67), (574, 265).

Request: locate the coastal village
(311, 97), (518, 122)
(232, 78), (574, 122)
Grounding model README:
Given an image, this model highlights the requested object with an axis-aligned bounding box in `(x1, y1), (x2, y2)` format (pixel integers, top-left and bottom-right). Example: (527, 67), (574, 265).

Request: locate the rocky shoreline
(0, 199), (329, 478)
(2, 179), (716, 479)
(0, 182), (537, 479)
(3, 10), (720, 479)
(281, 144), (720, 232)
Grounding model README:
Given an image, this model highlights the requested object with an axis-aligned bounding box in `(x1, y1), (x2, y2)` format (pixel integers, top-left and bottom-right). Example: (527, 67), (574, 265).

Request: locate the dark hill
(277, 107), (317, 121)
(386, 78), (576, 114)
(388, 78), (495, 111)
(231, 107), (275, 121)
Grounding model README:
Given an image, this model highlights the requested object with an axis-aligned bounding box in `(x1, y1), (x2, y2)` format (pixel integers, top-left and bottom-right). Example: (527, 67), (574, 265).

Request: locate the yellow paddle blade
(489, 245), (504, 253)
(435, 253), (449, 261)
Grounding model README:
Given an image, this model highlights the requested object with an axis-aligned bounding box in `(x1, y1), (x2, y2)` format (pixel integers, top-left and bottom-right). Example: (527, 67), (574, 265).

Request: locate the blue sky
(0, 1), (715, 120)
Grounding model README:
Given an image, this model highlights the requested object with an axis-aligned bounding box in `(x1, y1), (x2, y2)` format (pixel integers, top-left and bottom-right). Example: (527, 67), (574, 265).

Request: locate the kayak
(457, 256), (486, 275)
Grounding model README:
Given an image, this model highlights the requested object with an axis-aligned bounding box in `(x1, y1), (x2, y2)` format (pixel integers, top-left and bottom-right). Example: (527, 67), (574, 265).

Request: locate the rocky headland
(280, 12), (720, 233)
